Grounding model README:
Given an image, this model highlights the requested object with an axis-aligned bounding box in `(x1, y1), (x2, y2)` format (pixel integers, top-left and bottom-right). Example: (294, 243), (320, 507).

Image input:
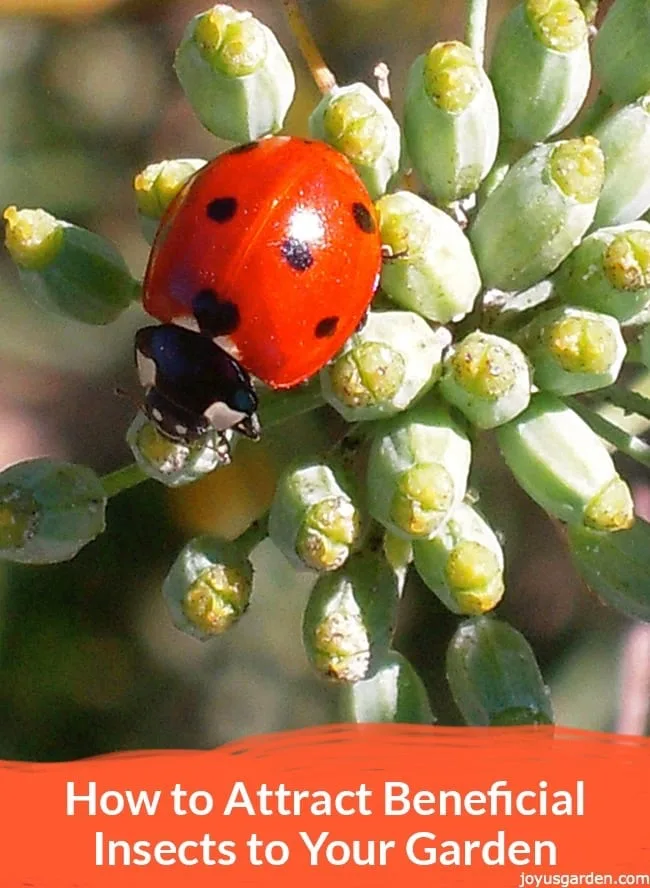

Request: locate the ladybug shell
(142, 137), (381, 389)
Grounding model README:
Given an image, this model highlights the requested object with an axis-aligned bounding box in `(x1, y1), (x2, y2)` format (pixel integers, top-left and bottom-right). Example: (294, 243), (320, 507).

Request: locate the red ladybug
(136, 136), (381, 447)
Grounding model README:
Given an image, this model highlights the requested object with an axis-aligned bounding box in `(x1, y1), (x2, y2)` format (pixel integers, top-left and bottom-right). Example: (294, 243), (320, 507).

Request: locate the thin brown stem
(282, 0), (337, 95)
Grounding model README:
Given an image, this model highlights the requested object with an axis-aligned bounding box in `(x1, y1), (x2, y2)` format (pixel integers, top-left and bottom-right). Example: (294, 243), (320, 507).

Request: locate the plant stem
(282, 0), (337, 95)
(258, 379), (325, 428)
(465, 0), (489, 67)
(590, 385), (650, 420)
(564, 396), (650, 468)
(237, 514), (269, 555)
(130, 278), (143, 303)
(101, 462), (148, 498)
(625, 340), (643, 364)
(476, 139), (521, 208)
(577, 90), (613, 135)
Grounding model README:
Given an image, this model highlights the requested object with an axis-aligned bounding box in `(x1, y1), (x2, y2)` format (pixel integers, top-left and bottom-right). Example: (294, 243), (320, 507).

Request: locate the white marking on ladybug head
(174, 314), (200, 333)
(136, 351), (156, 389)
(214, 334), (241, 360)
(204, 400), (247, 432)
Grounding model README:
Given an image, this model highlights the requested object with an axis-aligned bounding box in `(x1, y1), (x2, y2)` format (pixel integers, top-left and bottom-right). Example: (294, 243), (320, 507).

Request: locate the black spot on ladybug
(192, 288), (240, 336)
(352, 201), (376, 234)
(206, 196), (238, 223)
(315, 316), (339, 338)
(228, 141), (259, 154)
(281, 237), (314, 272)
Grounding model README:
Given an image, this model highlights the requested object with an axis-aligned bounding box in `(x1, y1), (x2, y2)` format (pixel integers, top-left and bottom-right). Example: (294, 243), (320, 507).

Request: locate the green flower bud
(404, 41), (499, 203)
(341, 650), (434, 724)
(367, 399), (472, 540)
(568, 519), (650, 622)
(163, 535), (253, 640)
(382, 531), (413, 592)
(321, 310), (451, 421)
(469, 137), (605, 292)
(268, 462), (360, 572)
(439, 331), (532, 428)
(174, 4), (295, 143)
(376, 191), (481, 323)
(309, 82), (401, 200)
(489, 0), (590, 144)
(134, 158), (206, 244)
(302, 552), (400, 683)
(593, 0), (650, 105)
(0, 459), (106, 564)
(3, 206), (138, 324)
(517, 306), (626, 394)
(553, 223), (650, 322)
(413, 502), (505, 615)
(497, 392), (635, 531)
(446, 616), (554, 726)
(591, 96), (650, 229)
(126, 411), (232, 487)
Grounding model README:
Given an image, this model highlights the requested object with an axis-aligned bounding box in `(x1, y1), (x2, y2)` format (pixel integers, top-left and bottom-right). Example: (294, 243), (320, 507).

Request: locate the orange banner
(2, 725), (649, 886)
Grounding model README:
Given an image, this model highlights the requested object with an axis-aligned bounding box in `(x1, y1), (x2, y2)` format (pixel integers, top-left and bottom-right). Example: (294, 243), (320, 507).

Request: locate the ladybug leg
(381, 244), (408, 261)
(234, 413), (261, 441)
(135, 325), (260, 447)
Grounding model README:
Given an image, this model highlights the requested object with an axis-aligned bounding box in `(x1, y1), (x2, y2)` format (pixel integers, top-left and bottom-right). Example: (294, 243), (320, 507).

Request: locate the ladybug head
(135, 324), (260, 445)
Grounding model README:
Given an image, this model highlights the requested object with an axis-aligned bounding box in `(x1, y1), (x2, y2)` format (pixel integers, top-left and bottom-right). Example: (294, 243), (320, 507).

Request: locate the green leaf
(568, 519), (650, 621)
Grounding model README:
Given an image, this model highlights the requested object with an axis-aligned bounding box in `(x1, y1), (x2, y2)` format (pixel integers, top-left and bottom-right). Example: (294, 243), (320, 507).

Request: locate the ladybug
(136, 136), (381, 449)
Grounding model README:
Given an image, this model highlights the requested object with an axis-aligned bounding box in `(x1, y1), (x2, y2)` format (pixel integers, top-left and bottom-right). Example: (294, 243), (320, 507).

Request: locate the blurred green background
(0, 0), (647, 762)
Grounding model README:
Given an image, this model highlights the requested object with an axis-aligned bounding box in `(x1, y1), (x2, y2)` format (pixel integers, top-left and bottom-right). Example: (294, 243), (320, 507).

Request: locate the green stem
(465, 0), (489, 67)
(590, 385), (650, 420)
(476, 139), (522, 208)
(258, 379), (325, 428)
(577, 90), (613, 135)
(564, 396), (650, 468)
(625, 340), (644, 365)
(101, 462), (148, 498)
(130, 278), (143, 303)
(236, 514), (269, 555)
